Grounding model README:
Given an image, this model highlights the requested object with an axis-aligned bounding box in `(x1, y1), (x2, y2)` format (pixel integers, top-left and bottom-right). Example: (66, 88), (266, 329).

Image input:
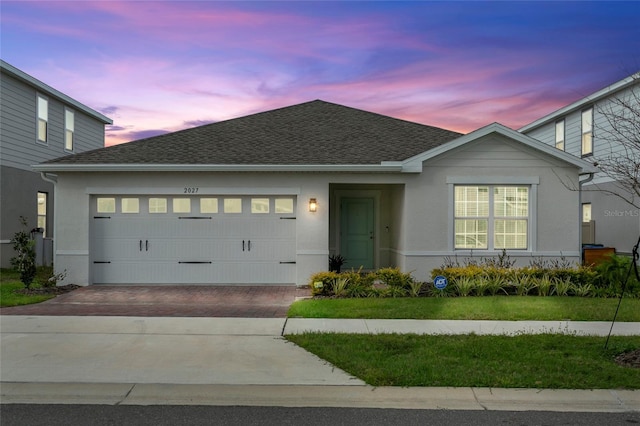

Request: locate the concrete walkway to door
(0, 285), (311, 318)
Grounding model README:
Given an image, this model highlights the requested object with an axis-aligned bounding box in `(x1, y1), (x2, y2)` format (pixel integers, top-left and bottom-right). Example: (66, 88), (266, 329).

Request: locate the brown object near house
(583, 247), (616, 266)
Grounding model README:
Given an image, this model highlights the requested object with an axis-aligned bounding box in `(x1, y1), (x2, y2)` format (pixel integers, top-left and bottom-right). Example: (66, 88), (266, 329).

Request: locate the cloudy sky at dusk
(2, 1), (639, 147)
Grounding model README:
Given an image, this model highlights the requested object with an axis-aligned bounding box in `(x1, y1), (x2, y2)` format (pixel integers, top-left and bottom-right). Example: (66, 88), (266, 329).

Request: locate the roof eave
(519, 73), (639, 133)
(1, 60), (113, 125)
(32, 163), (406, 173)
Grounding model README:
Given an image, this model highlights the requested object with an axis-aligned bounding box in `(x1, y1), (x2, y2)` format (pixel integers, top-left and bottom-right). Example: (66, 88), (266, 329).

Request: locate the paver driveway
(0, 285), (310, 317)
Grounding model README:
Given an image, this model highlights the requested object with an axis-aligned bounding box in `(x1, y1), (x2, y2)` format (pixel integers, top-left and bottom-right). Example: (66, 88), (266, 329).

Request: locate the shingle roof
(43, 100), (462, 166)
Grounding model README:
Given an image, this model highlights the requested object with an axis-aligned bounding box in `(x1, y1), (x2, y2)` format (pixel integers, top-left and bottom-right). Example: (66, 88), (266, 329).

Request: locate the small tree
(589, 72), (640, 207)
(10, 216), (37, 289)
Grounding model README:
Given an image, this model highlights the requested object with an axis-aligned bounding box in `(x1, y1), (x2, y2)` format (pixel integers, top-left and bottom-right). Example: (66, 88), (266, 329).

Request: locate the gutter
(32, 163), (406, 173)
(40, 172), (58, 185)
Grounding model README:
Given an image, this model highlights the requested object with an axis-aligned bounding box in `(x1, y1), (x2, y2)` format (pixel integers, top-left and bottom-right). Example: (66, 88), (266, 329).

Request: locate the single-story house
(34, 100), (598, 286)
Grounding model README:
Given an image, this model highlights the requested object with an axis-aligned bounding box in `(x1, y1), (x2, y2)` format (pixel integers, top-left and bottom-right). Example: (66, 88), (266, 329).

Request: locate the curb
(1, 383), (639, 412)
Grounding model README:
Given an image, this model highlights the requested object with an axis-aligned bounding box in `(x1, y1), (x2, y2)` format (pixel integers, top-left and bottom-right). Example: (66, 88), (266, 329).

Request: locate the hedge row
(308, 255), (640, 298)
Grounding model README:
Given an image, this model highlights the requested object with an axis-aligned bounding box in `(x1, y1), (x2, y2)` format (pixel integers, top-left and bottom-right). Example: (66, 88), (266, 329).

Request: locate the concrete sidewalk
(1, 315), (639, 411)
(284, 318), (640, 336)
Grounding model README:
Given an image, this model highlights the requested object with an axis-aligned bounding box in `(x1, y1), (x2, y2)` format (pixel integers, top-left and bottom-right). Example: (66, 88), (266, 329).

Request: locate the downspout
(40, 172), (58, 270)
(578, 171), (595, 261)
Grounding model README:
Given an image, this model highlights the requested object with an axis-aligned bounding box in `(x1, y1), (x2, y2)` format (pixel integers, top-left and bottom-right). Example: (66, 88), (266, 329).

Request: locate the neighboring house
(520, 74), (640, 254)
(34, 100), (596, 286)
(0, 60), (112, 267)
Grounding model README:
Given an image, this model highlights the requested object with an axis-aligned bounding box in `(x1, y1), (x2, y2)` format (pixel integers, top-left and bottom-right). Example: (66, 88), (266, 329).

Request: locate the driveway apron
(0, 285), (310, 318)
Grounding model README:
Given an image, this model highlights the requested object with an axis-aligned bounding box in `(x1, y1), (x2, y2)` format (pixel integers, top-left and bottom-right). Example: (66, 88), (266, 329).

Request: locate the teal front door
(340, 197), (374, 270)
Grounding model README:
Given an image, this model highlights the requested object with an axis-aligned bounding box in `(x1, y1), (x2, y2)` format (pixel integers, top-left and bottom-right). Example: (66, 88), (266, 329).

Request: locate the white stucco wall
(51, 135), (584, 286)
(398, 134), (582, 280)
(53, 171), (334, 286)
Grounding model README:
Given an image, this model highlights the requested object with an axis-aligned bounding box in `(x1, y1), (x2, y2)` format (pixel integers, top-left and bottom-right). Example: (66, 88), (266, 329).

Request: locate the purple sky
(2, 1), (639, 147)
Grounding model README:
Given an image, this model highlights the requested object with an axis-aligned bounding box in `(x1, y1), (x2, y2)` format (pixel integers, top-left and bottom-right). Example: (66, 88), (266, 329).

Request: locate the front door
(340, 197), (374, 270)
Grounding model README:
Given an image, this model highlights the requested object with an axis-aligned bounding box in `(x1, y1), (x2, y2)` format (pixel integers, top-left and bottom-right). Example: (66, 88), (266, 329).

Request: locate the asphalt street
(2, 405), (640, 426)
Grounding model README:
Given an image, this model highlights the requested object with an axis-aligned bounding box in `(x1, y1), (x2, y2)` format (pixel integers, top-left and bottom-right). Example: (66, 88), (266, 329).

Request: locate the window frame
(64, 108), (75, 152)
(448, 177), (538, 252)
(555, 119), (565, 151)
(581, 107), (593, 157)
(37, 93), (48, 144)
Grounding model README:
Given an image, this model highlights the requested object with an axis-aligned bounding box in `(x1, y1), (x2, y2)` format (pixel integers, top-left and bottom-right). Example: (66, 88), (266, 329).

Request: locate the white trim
(33, 163), (404, 173)
(36, 93), (48, 145)
(56, 250), (89, 256)
(448, 183), (536, 252)
(395, 249), (581, 257)
(64, 107), (75, 153)
(296, 250), (330, 256)
(0, 240), (11, 244)
(446, 176), (540, 185)
(86, 187), (301, 195)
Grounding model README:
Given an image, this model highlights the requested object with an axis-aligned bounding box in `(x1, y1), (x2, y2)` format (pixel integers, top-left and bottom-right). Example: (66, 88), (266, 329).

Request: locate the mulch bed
(615, 349), (640, 369)
(15, 284), (80, 296)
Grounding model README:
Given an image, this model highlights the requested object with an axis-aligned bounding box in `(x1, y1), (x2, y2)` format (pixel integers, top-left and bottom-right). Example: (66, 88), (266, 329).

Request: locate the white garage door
(91, 195), (296, 284)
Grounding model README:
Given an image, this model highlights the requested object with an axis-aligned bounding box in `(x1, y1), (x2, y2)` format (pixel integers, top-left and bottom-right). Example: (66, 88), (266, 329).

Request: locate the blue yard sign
(434, 275), (448, 290)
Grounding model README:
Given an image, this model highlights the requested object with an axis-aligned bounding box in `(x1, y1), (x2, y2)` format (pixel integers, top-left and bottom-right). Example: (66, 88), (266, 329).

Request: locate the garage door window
(97, 197), (116, 213)
(149, 198), (167, 213)
(275, 198), (294, 213)
(224, 198), (242, 213)
(173, 198), (191, 213)
(200, 198), (218, 213)
(251, 198), (269, 213)
(121, 198), (139, 214)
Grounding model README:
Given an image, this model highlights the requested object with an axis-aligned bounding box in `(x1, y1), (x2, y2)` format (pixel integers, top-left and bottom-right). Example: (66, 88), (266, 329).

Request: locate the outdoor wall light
(309, 198), (318, 212)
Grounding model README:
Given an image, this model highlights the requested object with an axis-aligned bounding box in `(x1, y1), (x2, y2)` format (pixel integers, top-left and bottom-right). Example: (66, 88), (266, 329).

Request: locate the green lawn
(288, 296), (640, 321)
(0, 269), (56, 307)
(286, 333), (640, 389)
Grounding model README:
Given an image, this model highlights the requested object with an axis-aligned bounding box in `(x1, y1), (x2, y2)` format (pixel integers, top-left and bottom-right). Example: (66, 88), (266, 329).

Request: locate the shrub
(331, 276), (350, 297)
(308, 271), (339, 296)
(376, 267), (416, 289)
(10, 217), (37, 289)
(592, 254), (640, 297)
(453, 276), (475, 297)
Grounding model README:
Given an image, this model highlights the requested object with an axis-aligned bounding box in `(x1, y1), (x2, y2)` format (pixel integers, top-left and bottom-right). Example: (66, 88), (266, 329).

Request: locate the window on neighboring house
(555, 120), (565, 150)
(581, 108), (593, 156)
(65, 108), (75, 151)
(582, 203), (592, 222)
(37, 192), (47, 237)
(454, 186), (529, 250)
(37, 94), (48, 143)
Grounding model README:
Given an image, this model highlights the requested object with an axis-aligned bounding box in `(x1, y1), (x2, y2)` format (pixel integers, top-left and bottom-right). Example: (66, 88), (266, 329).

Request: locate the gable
(402, 123), (598, 174)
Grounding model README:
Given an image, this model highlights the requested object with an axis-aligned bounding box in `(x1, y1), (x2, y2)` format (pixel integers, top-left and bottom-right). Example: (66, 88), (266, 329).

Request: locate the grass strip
(288, 296), (640, 321)
(286, 333), (640, 389)
(1, 269), (56, 307)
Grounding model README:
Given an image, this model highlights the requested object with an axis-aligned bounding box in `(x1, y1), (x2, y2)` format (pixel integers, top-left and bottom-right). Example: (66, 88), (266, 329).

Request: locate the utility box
(583, 246), (615, 266)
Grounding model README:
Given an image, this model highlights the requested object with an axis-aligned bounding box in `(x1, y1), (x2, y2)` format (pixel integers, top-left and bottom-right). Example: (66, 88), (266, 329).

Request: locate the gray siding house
(0, 60), (112, 267)
(520, 73), (640, 254)
(35, 100), (596, 286)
